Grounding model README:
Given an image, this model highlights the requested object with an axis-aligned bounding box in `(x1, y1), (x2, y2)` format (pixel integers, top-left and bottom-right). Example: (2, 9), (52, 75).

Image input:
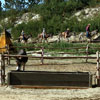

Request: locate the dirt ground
(1, 58), (100, 100)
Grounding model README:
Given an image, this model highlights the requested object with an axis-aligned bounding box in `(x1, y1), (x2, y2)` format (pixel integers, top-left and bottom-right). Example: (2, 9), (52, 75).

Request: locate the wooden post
(7, 45), (10, 65)
(86, 44), (89, 62)
(96, 51), (100, 86)
(41, 47), (44, 64)
(0, 54), (2, 85)
(1, 54), (5, 85)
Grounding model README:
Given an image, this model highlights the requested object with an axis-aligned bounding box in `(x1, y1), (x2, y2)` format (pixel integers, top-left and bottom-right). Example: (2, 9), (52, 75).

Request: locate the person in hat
(65, 28), (70, 38)
(86, 24), (91, 38)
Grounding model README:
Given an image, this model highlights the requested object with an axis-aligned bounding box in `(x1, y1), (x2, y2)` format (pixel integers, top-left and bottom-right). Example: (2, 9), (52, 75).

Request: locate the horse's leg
(16, 61), (21, 71)
(58, 35), (60, 42)
(79, 36), (82, 42)
(38, 37), (40, 42)
(41, 37), (43, 43)
(65, 33), (67, 39)
(23, 63), (25, 71)
(46, 38), (48, 43)
(67, 37), (69, 42)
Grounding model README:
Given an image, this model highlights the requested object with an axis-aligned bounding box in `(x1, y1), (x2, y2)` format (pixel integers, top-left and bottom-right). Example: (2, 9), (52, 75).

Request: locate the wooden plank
(12, 85), (89, 89)
(4, 54), (96, 59)
(11, 46), (86, 50)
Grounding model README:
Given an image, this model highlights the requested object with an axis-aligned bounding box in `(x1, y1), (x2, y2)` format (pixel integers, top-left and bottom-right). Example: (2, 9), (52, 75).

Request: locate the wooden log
(11, 46), (87, 50)
(12, 85), (89, 89)
(3, 54), (97, 59)
(0, 54), (2, 84)
(41, 47), (44, 64)
(1, 54), (5, 85)
(7, 45), (10, 65)
(86, 44), (89, 62)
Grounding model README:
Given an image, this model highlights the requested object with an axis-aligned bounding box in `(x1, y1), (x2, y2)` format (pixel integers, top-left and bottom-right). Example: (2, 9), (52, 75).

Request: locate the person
(21, 30), (25, 41)
(65, 28), (70, 38)
(42, 28), (46, 39)
(86, 24), (91, 38)
(21, 30), (24, 36)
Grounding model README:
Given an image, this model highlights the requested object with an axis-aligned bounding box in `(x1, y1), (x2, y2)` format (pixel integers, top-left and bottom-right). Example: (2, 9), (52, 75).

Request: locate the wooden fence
(7, 44), (99, 64)
(0, 45), (100, 86)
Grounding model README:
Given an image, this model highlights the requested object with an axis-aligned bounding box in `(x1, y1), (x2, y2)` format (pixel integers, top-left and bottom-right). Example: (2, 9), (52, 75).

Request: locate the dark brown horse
(16, 49), (28, 71)
(18, 34), (32, 43)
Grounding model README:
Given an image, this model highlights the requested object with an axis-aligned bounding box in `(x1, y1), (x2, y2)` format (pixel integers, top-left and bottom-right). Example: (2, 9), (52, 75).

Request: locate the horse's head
(96, 29), (98, 33)
(5, 29), (12, 39)
(46, 33), (53, 38)
(49, 33), (53, 38)
(72, 32), (76, 36)
(91, 29), (98, 36)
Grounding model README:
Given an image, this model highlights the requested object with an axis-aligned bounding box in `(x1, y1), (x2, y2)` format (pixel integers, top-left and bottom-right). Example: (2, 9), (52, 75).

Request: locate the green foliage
(0, 0), (100, 37)
(12, 41), (100, 55)
(13, 41), (35, 51)
(12, 20), (44, 39)
(35, 41), (100, 55)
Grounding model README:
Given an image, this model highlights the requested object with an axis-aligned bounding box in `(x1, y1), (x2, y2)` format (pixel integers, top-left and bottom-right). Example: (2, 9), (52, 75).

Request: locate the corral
(0, 45), (100, 89)
(0, 44), (100, 100)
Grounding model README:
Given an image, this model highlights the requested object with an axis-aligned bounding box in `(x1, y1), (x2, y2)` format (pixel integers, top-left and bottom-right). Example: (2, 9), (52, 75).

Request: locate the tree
(27, 0), (41, 8)
(0, 1), (2, 12)
(4, 0), (14, 10)
(4, 0), (28, 11)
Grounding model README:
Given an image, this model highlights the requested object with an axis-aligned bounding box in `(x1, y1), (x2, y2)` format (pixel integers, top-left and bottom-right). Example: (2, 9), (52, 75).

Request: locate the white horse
(79, 32), (86, 42)
(79, 30), (98, 42)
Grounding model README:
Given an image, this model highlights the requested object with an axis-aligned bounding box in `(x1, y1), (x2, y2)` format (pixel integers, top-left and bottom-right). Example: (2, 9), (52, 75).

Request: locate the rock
(75, 12), (81, 16)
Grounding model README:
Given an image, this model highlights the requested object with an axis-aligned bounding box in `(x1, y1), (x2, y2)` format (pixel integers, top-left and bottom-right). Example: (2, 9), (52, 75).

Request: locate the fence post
(96, 51), (100, 86)
(86, 44), (89, 62)
(7, 45), (10, 65)
(0, 54), (2, 85)
(41, 47), (44, 64)
(1, 54), (5, 85)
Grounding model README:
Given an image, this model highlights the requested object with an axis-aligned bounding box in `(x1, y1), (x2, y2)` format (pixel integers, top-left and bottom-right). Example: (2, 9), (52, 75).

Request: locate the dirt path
(0, 58), (99, 100)
(0, 86), (100, 100)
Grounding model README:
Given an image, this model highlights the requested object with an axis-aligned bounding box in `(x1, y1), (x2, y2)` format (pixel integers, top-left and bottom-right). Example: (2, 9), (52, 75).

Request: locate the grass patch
(13, 42), (100, 55)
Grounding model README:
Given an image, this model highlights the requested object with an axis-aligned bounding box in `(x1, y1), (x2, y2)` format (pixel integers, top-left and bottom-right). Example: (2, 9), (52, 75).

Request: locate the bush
(12, 20), (44, 39)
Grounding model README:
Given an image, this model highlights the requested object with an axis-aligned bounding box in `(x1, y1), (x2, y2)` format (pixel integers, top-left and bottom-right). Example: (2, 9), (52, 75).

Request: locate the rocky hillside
(73, 7), (100, 21)
(0, 12), (41, 28)
(0, 6), (100, 29)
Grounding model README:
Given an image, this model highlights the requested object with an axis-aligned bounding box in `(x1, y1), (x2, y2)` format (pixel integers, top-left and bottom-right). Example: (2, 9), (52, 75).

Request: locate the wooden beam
(12, 85), (89, 89)
(3, 54), (97, 59)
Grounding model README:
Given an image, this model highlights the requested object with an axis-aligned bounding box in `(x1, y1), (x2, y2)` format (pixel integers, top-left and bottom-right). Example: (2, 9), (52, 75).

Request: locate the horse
(78, 30), (98, 42)
(58, 31), (73, 42)
(90, 29), (98, 37)
(59, 31), (70, 39)
(37, 33), (53, 42)
(79, 32), (86, 42)
(16, 49), (28, 71)
(18, 34), (32, 43)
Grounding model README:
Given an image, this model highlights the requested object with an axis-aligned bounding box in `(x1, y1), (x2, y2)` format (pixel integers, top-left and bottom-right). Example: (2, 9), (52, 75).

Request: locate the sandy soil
(1, 58), (100, 100)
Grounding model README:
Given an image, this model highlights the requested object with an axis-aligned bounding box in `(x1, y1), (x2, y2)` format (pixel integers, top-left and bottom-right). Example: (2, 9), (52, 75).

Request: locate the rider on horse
(86, 24), (91, 38)
(42, 28), (46, 39)
(65, 28), (70, 38)
(21, 30), (25, 40)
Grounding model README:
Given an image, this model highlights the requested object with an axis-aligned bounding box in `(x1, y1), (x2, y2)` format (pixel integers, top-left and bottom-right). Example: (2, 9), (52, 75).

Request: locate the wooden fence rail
(1, 51), (100, 86)
(1, 44), (100, 85)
